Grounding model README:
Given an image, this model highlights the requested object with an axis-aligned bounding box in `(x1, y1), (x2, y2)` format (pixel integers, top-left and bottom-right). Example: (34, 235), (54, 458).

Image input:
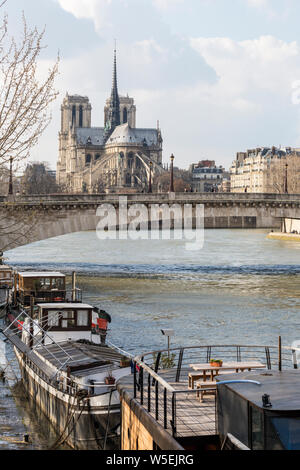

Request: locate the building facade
(230, 147), (300, 193)
(57, 50), (164, 193)
(189, 161), (228, 192)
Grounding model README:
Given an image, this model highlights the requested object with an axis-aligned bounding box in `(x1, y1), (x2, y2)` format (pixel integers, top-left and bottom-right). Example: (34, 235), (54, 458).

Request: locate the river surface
(2, 228), (300, 448)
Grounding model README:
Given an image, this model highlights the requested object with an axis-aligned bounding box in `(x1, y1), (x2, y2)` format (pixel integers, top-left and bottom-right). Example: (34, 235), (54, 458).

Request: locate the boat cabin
(217, 370), (300, 450)
(37, 303), (95, 344)
(0, 265), (13, 289)
(16, 272), (66, 306)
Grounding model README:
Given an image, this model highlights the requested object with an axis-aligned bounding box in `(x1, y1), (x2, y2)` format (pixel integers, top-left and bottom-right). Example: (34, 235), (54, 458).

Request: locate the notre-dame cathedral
(57, 49), (164, 193)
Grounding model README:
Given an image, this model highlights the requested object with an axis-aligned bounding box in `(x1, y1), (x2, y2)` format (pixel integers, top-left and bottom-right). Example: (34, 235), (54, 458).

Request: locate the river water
(2, 228), (300, 448)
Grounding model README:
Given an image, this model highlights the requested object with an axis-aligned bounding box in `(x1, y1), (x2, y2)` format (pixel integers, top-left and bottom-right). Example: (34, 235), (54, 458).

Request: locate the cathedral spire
(111, 43), (118, 100)
(104, 44), (121, 141)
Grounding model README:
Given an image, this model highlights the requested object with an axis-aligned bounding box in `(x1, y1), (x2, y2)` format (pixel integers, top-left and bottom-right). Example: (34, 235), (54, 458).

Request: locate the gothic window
(128, 153), (134, 169)
(95, 154), (100, 161)
(123, 107), (128, 124)
(79, 105), (83, 127)
(86, 154), (92, 165)
(72, 105), (76, 126)
(136, 157), (141, 169)
(126, 174), (131, 185)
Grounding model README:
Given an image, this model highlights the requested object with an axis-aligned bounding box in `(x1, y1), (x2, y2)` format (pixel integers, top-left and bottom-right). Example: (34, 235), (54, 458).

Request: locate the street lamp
(161, 329), (174, 359)
(148, 161), (153, 193)
(8, 156), (13, 195)
(170, 154), (175, 193)
(284, 162), (288, 194)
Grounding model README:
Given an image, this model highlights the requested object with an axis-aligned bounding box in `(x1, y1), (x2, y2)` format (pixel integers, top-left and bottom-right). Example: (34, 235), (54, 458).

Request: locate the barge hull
(15, 349), (120, 450)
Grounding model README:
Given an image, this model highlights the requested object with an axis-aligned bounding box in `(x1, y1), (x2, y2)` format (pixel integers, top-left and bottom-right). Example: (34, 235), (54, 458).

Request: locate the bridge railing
(3, 192), (300, 204)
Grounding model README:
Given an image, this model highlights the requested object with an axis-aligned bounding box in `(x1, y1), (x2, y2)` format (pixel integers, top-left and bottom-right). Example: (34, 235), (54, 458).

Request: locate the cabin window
(267, 417), (300, 450)
(62, 311), (75, 328)
(52, 278), (64, 289)
(251, 406), (264, 450)
(48, 311), (60, 327)
(77, 310), (89, 326)
(37, 278), (51, 290)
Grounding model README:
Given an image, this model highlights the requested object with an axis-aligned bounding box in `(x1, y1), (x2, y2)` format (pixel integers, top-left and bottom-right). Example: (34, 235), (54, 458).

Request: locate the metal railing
(132, 341), (300, 440)
(17, 288), (82, 305)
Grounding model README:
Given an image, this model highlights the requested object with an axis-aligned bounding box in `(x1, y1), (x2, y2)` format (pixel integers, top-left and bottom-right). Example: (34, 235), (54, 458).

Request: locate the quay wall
(118, 380), (183, 451)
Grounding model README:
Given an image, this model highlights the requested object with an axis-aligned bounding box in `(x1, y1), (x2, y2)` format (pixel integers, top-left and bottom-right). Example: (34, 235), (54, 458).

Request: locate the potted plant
(210, 359), (223, 367)
(120, 356), (131, 368)
(105, 367), (116, 385)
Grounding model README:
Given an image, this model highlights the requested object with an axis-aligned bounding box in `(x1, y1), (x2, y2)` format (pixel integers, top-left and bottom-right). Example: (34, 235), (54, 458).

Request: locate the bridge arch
(1, 192), (296, 251)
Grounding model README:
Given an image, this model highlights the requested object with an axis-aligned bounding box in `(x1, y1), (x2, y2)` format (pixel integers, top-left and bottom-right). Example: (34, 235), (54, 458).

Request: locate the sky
(3, 0), (300, 170)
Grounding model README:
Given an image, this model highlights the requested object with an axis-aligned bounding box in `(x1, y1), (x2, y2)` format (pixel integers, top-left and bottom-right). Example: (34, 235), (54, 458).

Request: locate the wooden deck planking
(136, 372), (216, 438)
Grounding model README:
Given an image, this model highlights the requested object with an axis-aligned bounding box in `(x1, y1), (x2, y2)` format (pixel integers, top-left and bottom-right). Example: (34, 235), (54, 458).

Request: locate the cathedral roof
(76, 127), (105, 146)
(75, 123), (160, 148)
(107, 123), (159, 146)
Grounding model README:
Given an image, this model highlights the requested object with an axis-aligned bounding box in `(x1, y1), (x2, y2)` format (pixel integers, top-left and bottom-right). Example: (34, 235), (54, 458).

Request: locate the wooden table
(189, 361), (265, 383)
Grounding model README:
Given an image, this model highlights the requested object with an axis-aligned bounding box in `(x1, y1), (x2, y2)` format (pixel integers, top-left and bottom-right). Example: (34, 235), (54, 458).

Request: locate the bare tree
(154, 170), (191, 192)
(266, 153), (300, 193)
(21, 161), (60, 195)
(0, 4), (59, 170)
(0, 2), (59, 252)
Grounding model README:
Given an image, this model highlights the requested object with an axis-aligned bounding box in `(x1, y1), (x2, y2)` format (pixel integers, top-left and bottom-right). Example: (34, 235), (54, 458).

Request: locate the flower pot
(105, 376), (116, 385)
(210, 361), (223, 367)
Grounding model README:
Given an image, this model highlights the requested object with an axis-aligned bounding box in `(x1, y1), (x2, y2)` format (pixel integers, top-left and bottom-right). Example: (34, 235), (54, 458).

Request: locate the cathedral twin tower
(57, 48), (163, 193)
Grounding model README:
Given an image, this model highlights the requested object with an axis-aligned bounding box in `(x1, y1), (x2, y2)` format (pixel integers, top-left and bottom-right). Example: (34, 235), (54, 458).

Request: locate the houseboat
(0, 269), (133, 450)
(117, 342), (300, 451)
(1, 299), (132, 450)
(268, 217), (300, 241)
(0, 264), (13, 314)
(216, 370), (300, 450)
(0, 264), (13, 290)
(6, 270), (81, 326)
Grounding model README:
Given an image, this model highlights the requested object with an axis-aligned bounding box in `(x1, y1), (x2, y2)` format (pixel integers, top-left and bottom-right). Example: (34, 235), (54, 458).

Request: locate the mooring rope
(103, 388), (114, 450)
(50, 391), (88, 450)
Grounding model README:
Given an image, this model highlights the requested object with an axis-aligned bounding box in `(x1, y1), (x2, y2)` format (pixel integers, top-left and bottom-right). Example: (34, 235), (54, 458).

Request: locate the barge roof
(37, 303), (93, 309)
(35, 340), (124, 377)
(18, 272), (65, 277)
(216, 370), (300, 412)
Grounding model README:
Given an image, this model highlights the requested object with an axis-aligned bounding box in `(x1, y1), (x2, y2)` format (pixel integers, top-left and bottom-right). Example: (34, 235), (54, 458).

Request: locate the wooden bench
(196, 380), (217, 402)
(188, 372), (206, 389)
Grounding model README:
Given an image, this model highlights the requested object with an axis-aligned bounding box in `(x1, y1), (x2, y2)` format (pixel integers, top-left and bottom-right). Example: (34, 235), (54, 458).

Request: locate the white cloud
(34, 0), (300, 171)
(190, 35), (300, 103)
(152, 0), (184, 10)
(247, 0), (269, 7)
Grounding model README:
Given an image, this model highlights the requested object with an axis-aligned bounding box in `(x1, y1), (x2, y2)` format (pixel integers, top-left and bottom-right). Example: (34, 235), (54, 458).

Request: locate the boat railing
(131, 341), (300, 439)
(3, 308), (74, 377)
(16, 287), (82, 305)
(66, 287), (82, 303)
(106, 340), (135, 359)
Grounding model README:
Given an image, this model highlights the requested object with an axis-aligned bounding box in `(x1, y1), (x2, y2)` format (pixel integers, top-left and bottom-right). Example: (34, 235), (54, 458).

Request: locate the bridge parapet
(3, 192), (300, 205)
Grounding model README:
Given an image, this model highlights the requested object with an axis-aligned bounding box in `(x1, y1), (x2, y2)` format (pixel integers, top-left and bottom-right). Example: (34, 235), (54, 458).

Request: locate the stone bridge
(1, 192), (300, 251)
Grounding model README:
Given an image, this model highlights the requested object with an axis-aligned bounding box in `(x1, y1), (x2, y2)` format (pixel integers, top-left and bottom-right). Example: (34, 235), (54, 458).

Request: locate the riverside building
(230, 146), (300, 193)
